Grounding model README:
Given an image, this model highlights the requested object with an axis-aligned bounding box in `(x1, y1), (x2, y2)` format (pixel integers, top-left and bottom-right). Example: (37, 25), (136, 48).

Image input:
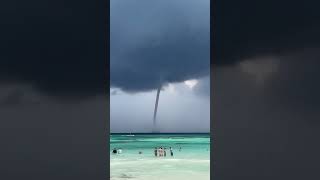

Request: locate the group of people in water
(112, 146), (181, 157)
(112, 148), (122, 154)
(154, 147), (174, 157)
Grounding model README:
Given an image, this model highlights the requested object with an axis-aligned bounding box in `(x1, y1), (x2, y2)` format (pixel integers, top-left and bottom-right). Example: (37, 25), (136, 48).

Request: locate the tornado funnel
(152, 86), (161, 132)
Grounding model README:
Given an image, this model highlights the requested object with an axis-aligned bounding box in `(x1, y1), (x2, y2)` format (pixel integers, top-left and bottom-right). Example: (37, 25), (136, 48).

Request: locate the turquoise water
(110, 133), (210, 180)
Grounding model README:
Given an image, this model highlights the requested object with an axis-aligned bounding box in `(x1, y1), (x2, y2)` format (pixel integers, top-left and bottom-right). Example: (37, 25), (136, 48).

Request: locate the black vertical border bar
(210, 0), (216, 178)
(105, 0), (111, 178)
(97, 0), (109, 178)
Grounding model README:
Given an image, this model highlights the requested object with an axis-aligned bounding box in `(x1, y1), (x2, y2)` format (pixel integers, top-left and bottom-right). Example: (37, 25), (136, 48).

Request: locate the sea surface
(110, 133), (210, 180)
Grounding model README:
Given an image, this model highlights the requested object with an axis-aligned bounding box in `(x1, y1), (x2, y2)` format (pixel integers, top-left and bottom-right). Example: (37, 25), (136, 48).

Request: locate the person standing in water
(118, 148), (122, 154)
(154, 147), (158, 157)
(170, 147), (173, 156)
(164, 148), (166, 157)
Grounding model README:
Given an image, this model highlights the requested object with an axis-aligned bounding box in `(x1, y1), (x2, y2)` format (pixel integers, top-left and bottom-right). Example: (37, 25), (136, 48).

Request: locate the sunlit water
(110, 133), (210, 180)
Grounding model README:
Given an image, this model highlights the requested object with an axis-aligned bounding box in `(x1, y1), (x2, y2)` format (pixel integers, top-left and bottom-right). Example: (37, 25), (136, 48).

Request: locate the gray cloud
(214, 0), (320, 67)
(193, 76), (210, 97)
(0, 84), (44, 107)
(0, 0), (106, 99)
(264, 49), (320, 113)
(0, 89), (25, 107)
(110, 0), (210, 92)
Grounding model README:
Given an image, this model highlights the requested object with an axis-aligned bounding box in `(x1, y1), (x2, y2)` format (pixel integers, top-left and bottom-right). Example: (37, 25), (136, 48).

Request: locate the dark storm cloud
(212, 0), (320, 118)
(0, 0), (106, 98)
(214, 0), (320, 66)
(110, 0), (210, 92)
(217, 50), (320, 113)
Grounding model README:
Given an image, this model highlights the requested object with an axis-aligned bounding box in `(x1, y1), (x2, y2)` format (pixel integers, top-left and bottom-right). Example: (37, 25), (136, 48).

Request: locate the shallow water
(110, 134), (210, 180)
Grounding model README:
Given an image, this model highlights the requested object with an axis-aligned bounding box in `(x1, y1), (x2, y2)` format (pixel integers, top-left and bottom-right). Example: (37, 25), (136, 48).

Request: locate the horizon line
(110, 132), (210, 134)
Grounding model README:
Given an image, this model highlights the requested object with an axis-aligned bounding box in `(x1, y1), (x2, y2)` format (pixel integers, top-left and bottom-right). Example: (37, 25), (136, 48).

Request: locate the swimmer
(112, 148), (117, 154)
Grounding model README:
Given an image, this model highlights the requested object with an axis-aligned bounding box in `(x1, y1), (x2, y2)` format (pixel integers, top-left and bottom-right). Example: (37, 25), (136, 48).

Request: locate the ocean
(110, 133), (210, 180)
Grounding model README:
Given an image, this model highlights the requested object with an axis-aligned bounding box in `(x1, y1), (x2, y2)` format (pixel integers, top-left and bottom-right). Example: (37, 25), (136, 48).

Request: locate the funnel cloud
(152, 86), (161, 132)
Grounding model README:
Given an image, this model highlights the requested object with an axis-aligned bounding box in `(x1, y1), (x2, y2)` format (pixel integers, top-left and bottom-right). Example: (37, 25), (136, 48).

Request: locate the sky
(110, 0), (210, 133)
